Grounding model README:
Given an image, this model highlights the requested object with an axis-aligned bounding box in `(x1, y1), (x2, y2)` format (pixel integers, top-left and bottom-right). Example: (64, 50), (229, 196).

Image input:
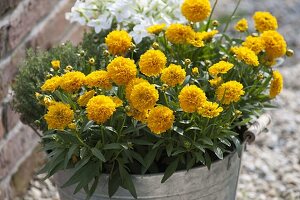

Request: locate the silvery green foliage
(65, 0), (186, 43)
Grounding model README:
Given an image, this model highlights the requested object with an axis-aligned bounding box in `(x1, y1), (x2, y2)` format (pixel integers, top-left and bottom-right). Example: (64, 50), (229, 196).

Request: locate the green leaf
(173, 126), (184, 135)
(119, 164), (137, 198)
(130, 151), (146, 167)
(179, 120), (191, 124)
(199, 137), (213, 146)
(86, 176), (99, 200)
(213, 146), (223, 159)
(220, 129), (239, 137)
(123, 124), (147, 134)
(108, 170), (121, 198)
(161, 158), (179, 183)
(53, 91), (74, 107)
(218, 138), (231, 147)
(91, 148), (106, 162)
(195, 152), (205, 164)
(186, 155), (196, 170)
(166, 143), (173, 157)
(233, 118), (252, 127)
(130, 139), (153, 146)
(193, 143), (206, 152)
(186, 126), (201, 131)
(231, 136), (243, 157)
(105, 126), (118, 134)
(182, 75), (191, 87)
(73, 162), (100, 194)
(204, 151), (212, 169)
(64, 144), (78, 168)
(152, 140), (164, 149)
(171, 149), (186, 156)
(74, 156), (91, 172)
(57, 132), (82, 145)
(142, 148), (158, 174)
(62, 159), (92, 188)
(103, 143), (122, 150)
(83, 121), (94, 132)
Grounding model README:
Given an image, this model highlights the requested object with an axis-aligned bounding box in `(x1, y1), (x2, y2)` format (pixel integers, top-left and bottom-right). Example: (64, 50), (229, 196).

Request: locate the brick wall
(0, 0), (85, 199)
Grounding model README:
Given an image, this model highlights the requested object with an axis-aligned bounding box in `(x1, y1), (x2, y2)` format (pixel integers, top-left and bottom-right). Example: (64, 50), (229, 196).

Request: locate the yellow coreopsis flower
(147, 24), (166, 34)
(127, 107), (149, 123)
(86, 95), (116, 124)
(181, 0), (211, 22)
(253, 11), (278, 33)
(147, 106), (175, 134)
(269, 70), (283, 98)
(41, 76), (61, 92)
(161, 64), (186, 87)
(125, 78), (149, 101)
(231, 46), (259, 66)
(208, 61), (234, 77)
(60, 71), (86, 93)
(187, 32), (205, 48)
(139, 49), (167, 77)
(51, 60), (60, 70)
(198, 101), (223, 118)
(261, 30), (287, 59)
(179, 85), (207, 113)
(109, 96), (123, 107)
(77, 90), (95, 107)
(242, 36), (265, 55)
(216, 81), (245, 105)
(68, 123), (76, 130)
(107, 57), (137, 85)
(105, 30), (132, 55)
(130, 82), (159, 112)
(192, 67), (199, 75)
(200, 30), (219, 41)
(44, 102), (74, 130)
(209, 77), (223, 87)
(235, 18), (248, 32)
(165, 24), (194, 44)
(85, 70), (112, 90)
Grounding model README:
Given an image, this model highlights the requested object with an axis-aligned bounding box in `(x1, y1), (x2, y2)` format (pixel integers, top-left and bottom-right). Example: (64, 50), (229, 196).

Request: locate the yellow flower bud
(184, 59), (191, 66)
(152, 42), (160, 50)
(212, 20), (219, 27)
(286, 49), (294, 57)
(89, 58), (95, 65)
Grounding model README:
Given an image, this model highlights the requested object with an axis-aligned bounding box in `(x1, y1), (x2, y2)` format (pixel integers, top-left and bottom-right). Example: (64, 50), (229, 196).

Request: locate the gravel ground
(21, 1), (300, 199)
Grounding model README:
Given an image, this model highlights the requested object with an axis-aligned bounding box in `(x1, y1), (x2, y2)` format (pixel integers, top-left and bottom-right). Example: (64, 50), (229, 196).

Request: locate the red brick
(0, 0), (22, 16)
(0, 124), (39, 180)
(7, 0), (60, 51)
(27, 0), (76, 50)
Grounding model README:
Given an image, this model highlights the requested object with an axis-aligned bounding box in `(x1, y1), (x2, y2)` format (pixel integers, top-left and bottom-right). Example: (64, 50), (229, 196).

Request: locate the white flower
(66, 0), (185, 44)
(107, 0), (133, 23)
(87, 13), (113, 33)
(130, 24), (152, 44)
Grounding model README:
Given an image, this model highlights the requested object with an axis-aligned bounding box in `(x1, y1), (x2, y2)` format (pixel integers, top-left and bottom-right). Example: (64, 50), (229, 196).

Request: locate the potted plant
(12, 0), (293, 199)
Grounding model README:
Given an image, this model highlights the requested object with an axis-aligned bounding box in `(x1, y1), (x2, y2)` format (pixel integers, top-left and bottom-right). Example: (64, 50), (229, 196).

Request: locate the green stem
(220, 0), (242, 41)
(205, 0), (219, 31)
(100, 126), (105, 144)
(75, 132), (89, 148)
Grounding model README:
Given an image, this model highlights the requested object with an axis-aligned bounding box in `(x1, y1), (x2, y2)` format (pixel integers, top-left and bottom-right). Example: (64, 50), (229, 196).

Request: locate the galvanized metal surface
(55, 149), (242, 200)
(55, 115), (271, 200)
